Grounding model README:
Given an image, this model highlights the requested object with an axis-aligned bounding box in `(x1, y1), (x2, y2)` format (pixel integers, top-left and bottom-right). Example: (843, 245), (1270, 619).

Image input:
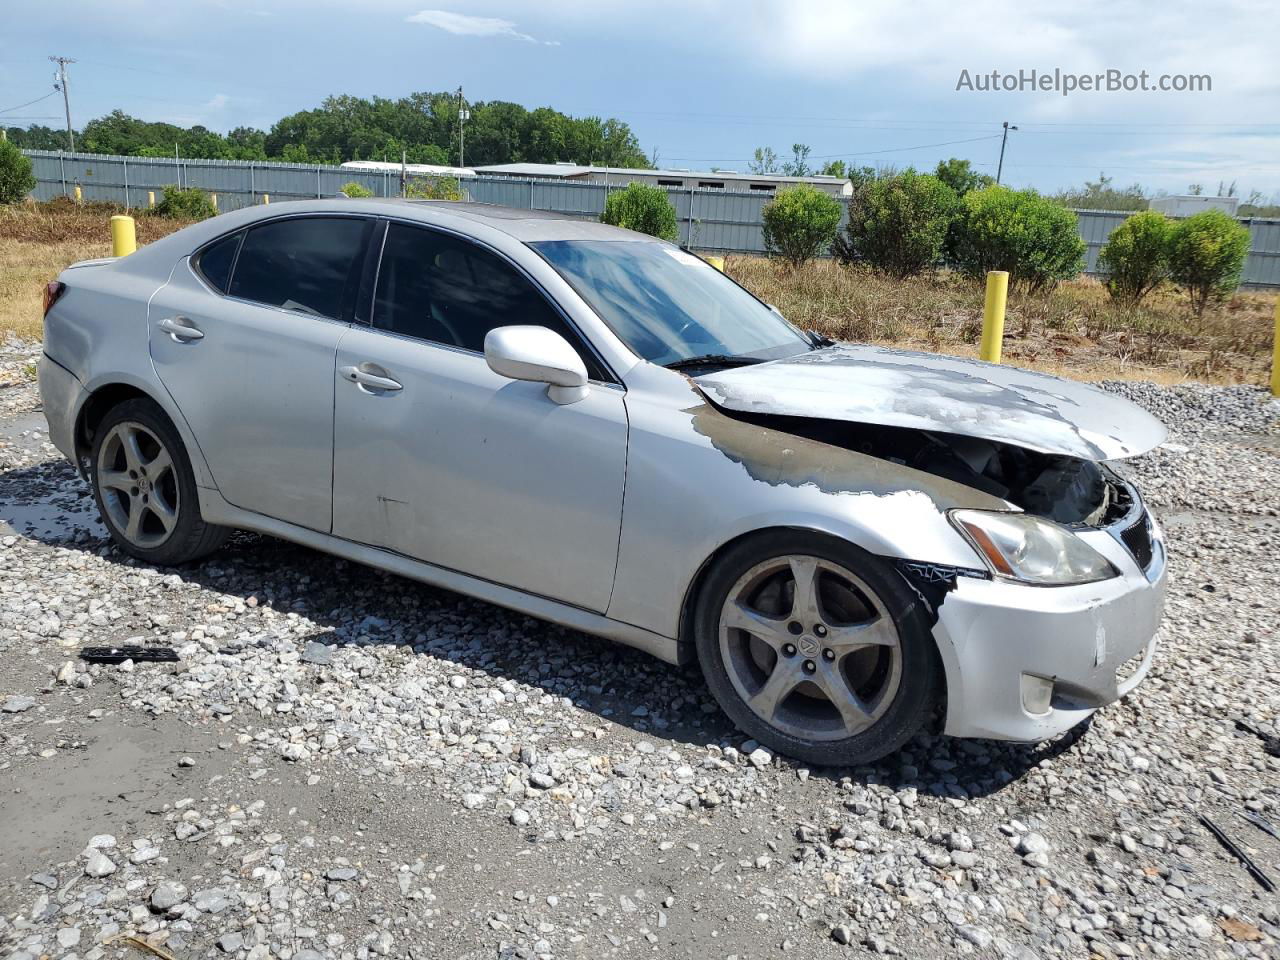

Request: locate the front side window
(531, 240), (811, 366)
(229, 217), (370, 320)
(373, 223), (604, 378)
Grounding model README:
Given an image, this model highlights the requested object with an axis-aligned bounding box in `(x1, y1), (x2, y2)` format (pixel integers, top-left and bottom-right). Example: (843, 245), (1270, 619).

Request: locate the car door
(331, 220), (627, 613)
(149, 215), (374, 533)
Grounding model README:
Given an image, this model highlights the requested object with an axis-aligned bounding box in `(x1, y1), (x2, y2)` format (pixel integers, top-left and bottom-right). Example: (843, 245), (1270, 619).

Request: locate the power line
(0, 91), (57, 115)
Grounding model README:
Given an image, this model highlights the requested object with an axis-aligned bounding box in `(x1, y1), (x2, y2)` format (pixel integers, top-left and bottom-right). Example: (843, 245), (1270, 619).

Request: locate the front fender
(607, 395), (1003, 640)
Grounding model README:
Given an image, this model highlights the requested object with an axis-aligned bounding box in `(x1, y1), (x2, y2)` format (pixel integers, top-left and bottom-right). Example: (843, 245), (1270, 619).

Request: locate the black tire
(694, 530), (941, 767)
(89, 397), (229, 565)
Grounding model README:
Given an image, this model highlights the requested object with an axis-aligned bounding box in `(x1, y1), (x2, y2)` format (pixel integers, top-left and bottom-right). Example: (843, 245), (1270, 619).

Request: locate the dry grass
(0, 201), (193, 343)
(727, 256), (1277, 386)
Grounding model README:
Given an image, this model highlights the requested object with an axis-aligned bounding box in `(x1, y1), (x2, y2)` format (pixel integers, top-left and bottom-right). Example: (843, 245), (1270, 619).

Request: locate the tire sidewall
(694, 531), (940, 767)
(89, 398), (205, 566)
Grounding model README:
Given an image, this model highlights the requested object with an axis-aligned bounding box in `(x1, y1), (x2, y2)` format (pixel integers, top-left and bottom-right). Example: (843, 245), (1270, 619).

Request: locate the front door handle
(157, 316), (204, 341)
(340, 363), (403, 393)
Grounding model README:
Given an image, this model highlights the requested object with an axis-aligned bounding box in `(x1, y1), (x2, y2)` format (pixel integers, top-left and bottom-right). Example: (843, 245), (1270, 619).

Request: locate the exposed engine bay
(718, 409), (1129, 527)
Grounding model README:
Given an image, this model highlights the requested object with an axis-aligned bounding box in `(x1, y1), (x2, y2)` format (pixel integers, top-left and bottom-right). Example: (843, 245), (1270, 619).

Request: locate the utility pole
(995, 120), (1017, 185)
(49, 56), (77, 152)
(457, 86), (469, 168)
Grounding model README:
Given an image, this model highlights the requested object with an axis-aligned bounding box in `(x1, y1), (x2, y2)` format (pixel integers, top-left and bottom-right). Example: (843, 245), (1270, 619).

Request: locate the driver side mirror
(484, 326), (590, 405)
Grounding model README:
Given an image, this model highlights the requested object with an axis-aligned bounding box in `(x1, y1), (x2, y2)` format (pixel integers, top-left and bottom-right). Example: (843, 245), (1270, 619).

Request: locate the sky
(3, 0), (1279, 197)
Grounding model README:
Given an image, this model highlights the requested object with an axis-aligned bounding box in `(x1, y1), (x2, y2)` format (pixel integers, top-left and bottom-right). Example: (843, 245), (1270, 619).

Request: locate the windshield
(530, 240), (812, 366)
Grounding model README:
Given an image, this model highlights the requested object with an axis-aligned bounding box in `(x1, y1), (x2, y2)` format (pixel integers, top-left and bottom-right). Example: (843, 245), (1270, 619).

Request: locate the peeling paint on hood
(695, 345), (1168, 461)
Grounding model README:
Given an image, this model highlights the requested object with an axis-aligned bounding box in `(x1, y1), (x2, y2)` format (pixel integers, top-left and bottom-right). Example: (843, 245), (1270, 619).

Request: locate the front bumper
(934, 515), (1167, 741)
(37, 352), (87, 464)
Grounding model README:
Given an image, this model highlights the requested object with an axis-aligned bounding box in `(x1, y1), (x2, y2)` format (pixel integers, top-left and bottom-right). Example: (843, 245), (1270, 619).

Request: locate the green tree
(819, 160), (847, 178)
(761, 184), (842, 266)
(837, 171), (957, 277)
(748, 147), (780, 174)
(1166, 209), (1251, 315)
(1097, 210), (1174, 305)
(0, 139), (37, 204)
(951, 186), (1085, 292)
(600, 182), (678, 241)
(340, 181), (375, 198)
(933, 157), (993, 197)
(782, 144), (812, 177)
(4, 125), (69, 150)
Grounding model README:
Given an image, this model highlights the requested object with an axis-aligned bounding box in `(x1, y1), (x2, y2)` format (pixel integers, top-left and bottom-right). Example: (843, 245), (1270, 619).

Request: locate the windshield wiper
(806, 329), (836, 348)
(664, 354), (766, 371)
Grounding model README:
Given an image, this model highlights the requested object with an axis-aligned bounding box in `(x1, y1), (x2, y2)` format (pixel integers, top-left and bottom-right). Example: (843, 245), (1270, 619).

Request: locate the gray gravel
(1, 337), (1278, 959)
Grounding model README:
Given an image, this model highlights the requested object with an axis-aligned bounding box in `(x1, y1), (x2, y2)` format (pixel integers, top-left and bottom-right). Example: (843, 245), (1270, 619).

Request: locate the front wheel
(694, 532), (941, 767)
(90, 398), (229, 565)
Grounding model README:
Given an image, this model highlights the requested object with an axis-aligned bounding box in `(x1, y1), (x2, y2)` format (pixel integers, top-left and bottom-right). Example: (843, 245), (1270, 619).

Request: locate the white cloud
(406, 9), (559, 45)
(204, 93), (229, 111)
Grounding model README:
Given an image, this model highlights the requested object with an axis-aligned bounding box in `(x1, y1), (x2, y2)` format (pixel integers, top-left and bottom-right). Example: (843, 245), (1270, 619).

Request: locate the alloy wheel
(96, 420), (180, 549)
(718, 555), (903, 742)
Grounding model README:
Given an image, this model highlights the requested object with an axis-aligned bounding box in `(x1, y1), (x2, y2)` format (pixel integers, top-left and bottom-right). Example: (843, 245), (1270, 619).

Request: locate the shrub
(404, 176), (464, 201)
(341, 181), (374, 198)
(950, 186), (1085, 292)
(1167, 209), (1251, 315)
(1097, 210), (1173, 305)
(761, 184), (842, 266)
(836, 171), (957, 277)
(600, 182), (678, 242)
(0, 140), (37, 205)
(151, 185), (216, 220)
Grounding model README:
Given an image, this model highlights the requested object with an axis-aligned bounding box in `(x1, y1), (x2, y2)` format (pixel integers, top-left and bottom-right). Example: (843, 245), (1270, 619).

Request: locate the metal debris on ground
(1234, 718), (1280, 757)
(79, 645), (179, 665)
(1240, 810), (1280, 842)
(1198, 813), (1277, 892)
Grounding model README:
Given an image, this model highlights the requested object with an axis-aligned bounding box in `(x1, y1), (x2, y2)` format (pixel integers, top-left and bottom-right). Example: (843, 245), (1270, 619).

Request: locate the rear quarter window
(195, 231), (242, 293)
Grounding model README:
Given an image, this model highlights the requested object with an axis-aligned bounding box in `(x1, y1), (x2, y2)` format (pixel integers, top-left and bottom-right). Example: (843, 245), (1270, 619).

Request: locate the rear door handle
(158, 316), (204, 341)
(340, 364), (403, 393)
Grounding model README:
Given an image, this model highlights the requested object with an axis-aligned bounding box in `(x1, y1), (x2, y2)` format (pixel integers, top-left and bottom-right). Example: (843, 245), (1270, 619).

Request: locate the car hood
(694, 344), (1167, 461)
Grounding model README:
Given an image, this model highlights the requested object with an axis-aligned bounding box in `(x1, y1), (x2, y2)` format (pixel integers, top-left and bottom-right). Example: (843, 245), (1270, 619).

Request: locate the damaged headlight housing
(950, 510), (1118, 585)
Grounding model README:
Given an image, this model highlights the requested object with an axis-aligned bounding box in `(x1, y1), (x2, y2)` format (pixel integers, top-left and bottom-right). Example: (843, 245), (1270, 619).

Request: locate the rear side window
(229, 217), (370, 320)
(372, 222), (605, 379)
(196, 231), (241, 293)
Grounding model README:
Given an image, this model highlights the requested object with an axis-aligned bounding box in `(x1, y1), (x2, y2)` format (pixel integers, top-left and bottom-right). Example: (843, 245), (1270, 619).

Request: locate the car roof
(245, 197), (649, 243)
(109, 198), (654, 285)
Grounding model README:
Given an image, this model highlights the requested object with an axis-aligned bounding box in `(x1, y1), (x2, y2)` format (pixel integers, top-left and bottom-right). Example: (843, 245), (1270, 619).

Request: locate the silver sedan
(37, 199), (1168, 765)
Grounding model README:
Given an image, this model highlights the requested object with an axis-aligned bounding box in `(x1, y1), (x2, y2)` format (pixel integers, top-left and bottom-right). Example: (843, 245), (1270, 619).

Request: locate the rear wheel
(694, 532), (940, 767)
(90, 398), (229, 565)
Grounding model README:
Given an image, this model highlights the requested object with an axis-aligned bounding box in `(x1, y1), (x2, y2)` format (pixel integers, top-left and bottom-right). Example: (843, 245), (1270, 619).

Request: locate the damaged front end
(707, 409), (1132, 527)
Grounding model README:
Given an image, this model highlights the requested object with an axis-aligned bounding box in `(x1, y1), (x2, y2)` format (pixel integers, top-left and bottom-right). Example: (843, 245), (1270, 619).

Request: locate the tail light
(43, 281), (66, 317)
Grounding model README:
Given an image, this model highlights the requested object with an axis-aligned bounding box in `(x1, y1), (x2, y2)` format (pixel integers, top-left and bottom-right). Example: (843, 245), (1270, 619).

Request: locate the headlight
(950, 509), (1118, 586)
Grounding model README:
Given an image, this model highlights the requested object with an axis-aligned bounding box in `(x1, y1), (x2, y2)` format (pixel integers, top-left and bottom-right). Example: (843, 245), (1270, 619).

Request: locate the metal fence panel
(20, 150), (1280, 287)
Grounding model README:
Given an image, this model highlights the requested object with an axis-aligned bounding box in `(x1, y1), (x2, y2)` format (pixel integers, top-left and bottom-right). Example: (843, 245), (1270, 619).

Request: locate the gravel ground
(2, 335), (1278, 960)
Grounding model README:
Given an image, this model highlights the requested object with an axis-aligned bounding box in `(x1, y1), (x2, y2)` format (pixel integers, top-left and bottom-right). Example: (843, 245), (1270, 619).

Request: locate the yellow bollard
(74, 184), (82, 203)
(705, 255), (725, 272)
(1271, 298), (1280, 397)
(147, 190), (155, 208)
(110, 215), (137, 257)
(262, 193), (270, 205)
(980, 270), (1009, 364)
(211, 193), (218, 211)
